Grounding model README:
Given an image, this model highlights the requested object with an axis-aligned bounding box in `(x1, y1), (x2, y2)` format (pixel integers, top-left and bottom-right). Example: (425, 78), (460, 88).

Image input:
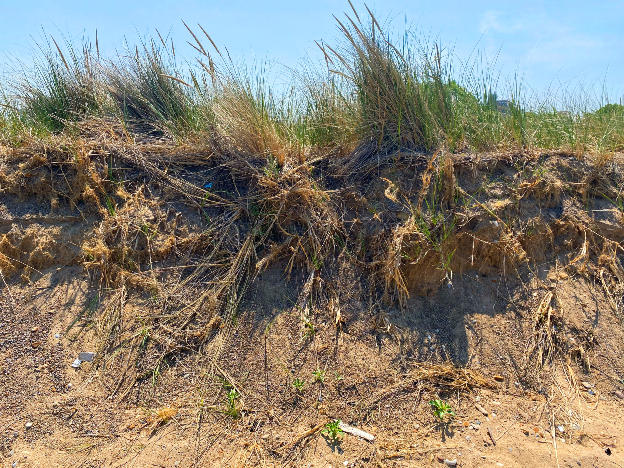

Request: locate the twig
(495, 419), (518, 443)
(282, 422), (325, 452)
(338, 421), (375, 442)
(0, 267), (16, 312)
(487, 427), (496, 446)
(551, 413), (560, 468)
(264, 333), (270, 403)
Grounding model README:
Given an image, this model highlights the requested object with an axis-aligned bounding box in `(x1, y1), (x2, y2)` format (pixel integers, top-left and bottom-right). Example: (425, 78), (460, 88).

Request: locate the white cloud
(479, 9), (607, 70)
(479, 10), (525, 34)
(524, 34), (604, 65)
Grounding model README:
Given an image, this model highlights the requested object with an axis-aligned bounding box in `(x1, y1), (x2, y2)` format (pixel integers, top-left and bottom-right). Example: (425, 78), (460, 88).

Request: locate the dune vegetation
(1, 4), (623, 157)
(0, 4), (623, 466)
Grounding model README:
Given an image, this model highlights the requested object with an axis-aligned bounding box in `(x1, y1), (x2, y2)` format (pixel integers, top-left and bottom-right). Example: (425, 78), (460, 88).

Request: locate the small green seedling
(139, 326), (150, 351)
(322, 419), (343, 443)
(312, 369), (326, 383)
(225, 389), (240, 419)
(429, 399), (455, 421)
(263, 155), (280, 179)
(292, 378), (305, 393)
(105, 196), (116, 217)
(311, 253), (323, 271)
(140, 223), (156, 239)
(303, 320), (316, 339)
(151, 364), (161, 388)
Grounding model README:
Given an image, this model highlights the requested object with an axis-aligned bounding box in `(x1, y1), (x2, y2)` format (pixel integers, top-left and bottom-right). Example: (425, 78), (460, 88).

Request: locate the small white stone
(25, 422), (33, 429)
(78, 352), (95, 362)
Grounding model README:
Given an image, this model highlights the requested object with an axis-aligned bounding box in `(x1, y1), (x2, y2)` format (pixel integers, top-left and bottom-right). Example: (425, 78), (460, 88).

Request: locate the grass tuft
(105, 40), (197, 135)
(14, 36), (102, 133)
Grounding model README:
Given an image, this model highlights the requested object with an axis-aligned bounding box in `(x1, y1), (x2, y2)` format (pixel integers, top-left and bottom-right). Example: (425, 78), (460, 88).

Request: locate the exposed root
(1, 138), (622, 399)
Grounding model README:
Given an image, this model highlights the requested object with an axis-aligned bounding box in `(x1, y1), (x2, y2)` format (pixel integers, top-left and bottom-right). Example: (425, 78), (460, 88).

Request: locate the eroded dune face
(1, 139), (623, 466)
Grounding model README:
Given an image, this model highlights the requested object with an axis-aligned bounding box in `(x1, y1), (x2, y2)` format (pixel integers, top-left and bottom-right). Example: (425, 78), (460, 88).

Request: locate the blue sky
(1, 0), (622, 106)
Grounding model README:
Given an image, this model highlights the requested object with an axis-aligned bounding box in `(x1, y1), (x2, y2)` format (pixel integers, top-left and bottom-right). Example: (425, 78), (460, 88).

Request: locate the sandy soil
(1, 266), (623, 467)
(1, 148), (624, 467)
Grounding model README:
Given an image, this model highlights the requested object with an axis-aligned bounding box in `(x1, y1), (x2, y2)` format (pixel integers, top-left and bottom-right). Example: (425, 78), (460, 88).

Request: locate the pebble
(588, 389), (596, 396)
(493, 375), (504, 382)
(25, 422), (33, 429)
(54, 333), (60, 339)
(557, 425), (565, 433)
(12, 462), (17, 468)
(466, 436), (471, 441)
(581, 381), (593, 389)
(614, 390), (624, 400)
(444, 459), (457, 467)
(78, 352), (95, 362)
